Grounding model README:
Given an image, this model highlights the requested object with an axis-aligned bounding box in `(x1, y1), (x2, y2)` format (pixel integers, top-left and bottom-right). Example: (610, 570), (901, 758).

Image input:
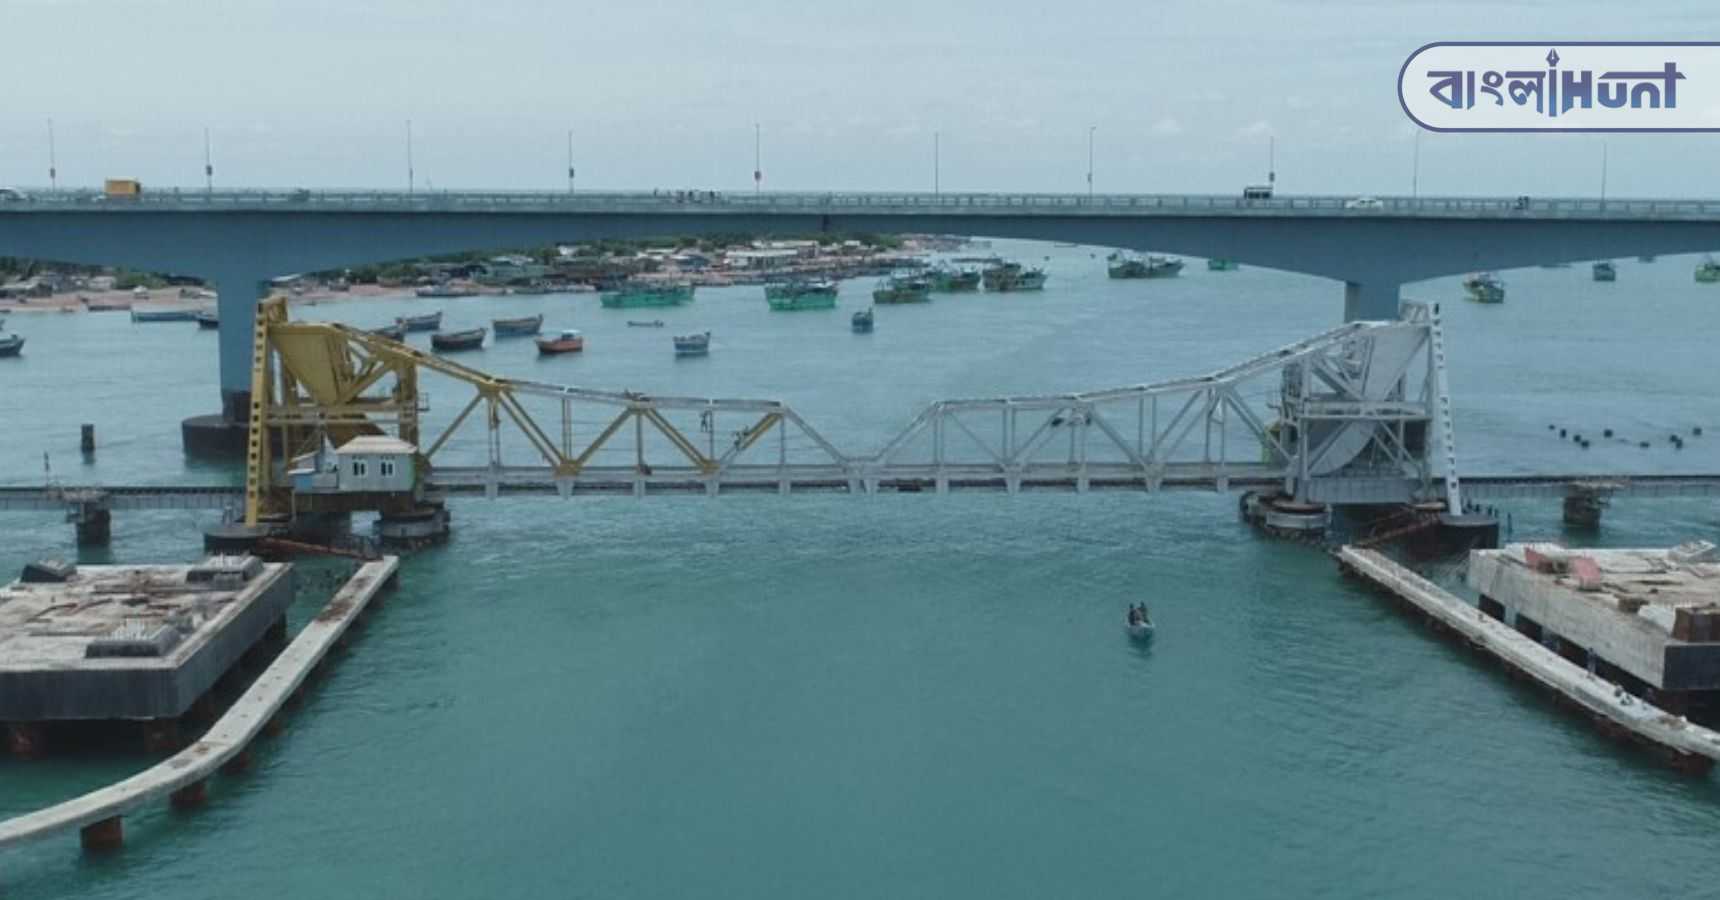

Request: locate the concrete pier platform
(1338, 545), (1720, 773)
(0, 556), (398, 852)
(0, 556), (294, 728)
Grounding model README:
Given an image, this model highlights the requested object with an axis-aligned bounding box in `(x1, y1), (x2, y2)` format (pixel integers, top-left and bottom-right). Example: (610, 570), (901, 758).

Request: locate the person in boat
(1127, 605), (1144, 627)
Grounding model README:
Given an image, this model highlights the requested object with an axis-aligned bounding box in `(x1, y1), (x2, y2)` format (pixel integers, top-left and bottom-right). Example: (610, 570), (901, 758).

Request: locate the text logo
(1399, 43), (1720, 132)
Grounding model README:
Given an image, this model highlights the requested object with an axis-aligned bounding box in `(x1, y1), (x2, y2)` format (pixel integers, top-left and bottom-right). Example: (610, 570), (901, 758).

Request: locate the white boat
(1126, 621), (1155, 640)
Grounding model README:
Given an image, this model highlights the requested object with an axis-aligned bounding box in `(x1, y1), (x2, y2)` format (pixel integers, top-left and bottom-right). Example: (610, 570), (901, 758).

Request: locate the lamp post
(1086, 125), (1095, 200)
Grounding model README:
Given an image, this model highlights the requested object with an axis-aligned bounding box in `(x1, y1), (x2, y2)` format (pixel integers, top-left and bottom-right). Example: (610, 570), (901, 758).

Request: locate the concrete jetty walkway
(1337, 546), (1720, 773)
(0, 556), (399, 852)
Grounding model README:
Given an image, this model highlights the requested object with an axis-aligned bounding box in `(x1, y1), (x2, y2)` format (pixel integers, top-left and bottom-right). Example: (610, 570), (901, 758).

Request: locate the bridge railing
(9, 188), (1720, 219)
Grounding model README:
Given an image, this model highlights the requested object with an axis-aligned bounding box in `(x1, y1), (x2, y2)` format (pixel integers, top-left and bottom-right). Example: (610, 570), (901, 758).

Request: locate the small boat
(765, 279), (839, 310)
(872, 275), (932, 304)
(851, 307), (875, 333)
(1109, 255), (1183, 279)
(1696, 258), (1720, 283)
(130, 307), (199, 323)
(536, 328), (585, 355)
(981, 260), (1048, 291)
(626, 320), (666, 328)
(673, 330), (711, 356)
(1638, 254), (1657, 263)
(1207, 258), (1240, 271)
(0, 334), (22, 357)
(415, 283), (478, 298)
(1126, 619), (1155, 640)
(398, 310), (443, 332)
(195, 309), (220, 329)
(492, 313), (545, 337)
(1537, 262), (1573, 269)
(368, 322), (407, 341)
(430, 327), (485, 352)
(600, 282), (695, 308)
(927, 264), (981, 292)
(1462, 272), (1505, 303)
(1592, 261), (1617, 282)
(85, 299), (132, 311)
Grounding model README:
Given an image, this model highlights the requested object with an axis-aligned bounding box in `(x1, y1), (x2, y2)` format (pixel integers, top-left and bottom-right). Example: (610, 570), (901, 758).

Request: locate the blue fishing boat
(0, 333), (23, 357)
(492, 313), (544, 336)
(431, 327), (485, 352)
(398, 310), (443, 332)
(673, 331), (711, 356)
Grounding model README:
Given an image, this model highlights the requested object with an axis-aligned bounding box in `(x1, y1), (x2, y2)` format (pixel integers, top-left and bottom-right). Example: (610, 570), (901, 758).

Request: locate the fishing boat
(673, 330), (711, 356)
(195, 309), (219, 329)
(1697, 258), (1720, 283)
(1125, 607), (1155, 641)
(1207, 258), (1240, 271)
(536, 329), (585, 355)
(1462, 272), (1506, 303)
(626, 320), (665, 328)
(368, 322), (407, 341)
(0, 333), (22, 357)
(872, 275), (932, 304)
(398, 310), (443, 332)
(600, 282), (695, 308)
(415, 282), (478, 298)
(430, 327), (485, 352)
(765, 279), (839, 310)
(130, 307), (199, 323)
(851, 307), (875, 333)
(492, 313), (544, 337)
(1592, 261), (1617, 282)
(1109, 255), (1184, 279)
(981, 261), (1048, 292)
(927, 264), (981, 292)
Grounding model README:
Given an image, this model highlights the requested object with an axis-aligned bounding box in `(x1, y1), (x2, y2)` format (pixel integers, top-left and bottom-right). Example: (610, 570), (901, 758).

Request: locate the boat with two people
(431, 327), (486, 352)
(673, 331), (711, 356)
(1108, 254), (1184, 279)
(873, 274), (932, 304)
(765, 279), (839, 310)
(1462, 272), (1506, 303)
(1125, 604), (1155, 641)
(601, 282), (695, 309)
(492, 313), (545, 337)
(536, 329), (585, 355)
(851, 307), (875, 333)
(1592, 261), (1617, 282)
(398, 310), (444, 332)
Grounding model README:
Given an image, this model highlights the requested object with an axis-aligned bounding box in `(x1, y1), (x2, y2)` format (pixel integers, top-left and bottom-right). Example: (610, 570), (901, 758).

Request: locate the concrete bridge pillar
(1344, 281), (1404, 322)
(182, 267), (270, 457)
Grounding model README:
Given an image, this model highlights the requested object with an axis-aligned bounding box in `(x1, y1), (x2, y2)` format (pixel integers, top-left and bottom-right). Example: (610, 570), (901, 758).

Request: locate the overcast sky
(2, 0), (1717, 195)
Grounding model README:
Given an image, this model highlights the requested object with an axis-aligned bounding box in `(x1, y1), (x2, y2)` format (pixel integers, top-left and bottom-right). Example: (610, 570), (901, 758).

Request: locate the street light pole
(406, 119), (415, 195)
(1086, 126), (1095, 200)
(203, 128), (214, 194)
(753, 123), (762, 196)
(46, 118), (57, 192)
(1411, 129), (1421, 200)
(934, 130), (940, 196)
(567, 129), (575, 195)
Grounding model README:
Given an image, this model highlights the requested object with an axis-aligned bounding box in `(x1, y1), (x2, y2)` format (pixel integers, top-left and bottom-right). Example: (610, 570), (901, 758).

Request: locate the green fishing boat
(873, 275), (932, 304)
(1108, 255), (1183, 279)
(765, 279), (839, 310)
(1462, 272), (1505, 303)
(981, 261), (1048, 292)
(600, 282), (695, 308)
(1696, 258), (1720, 283)
(928, 265), (981, 292)
(1207, 258), (1240, 271)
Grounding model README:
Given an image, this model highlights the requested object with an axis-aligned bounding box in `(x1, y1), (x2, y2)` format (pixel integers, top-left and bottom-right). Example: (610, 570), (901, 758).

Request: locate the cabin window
(380, 459), (397, 478)
(352, 460), (368, 478)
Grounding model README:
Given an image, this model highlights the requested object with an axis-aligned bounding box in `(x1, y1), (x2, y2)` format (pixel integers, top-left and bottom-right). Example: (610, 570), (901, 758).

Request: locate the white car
(1344, 196), (1385, 211)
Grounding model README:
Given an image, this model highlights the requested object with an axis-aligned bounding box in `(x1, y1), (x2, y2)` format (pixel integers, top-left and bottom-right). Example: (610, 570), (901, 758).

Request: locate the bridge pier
(66, 491), (113, 546)
(182, 268), (270, 458)
(1343, 281), (1404, 322)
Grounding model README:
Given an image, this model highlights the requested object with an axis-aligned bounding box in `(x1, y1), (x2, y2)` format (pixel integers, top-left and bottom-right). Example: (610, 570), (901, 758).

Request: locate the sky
(1, 0), (1718, 196)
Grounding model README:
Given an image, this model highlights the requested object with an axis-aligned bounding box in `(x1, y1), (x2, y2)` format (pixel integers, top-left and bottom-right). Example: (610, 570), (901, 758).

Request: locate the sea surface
(1, 245), (1718, 898)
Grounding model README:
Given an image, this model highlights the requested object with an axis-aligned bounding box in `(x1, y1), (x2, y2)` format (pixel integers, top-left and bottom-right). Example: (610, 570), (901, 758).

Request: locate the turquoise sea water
(1, 245), (1718, 897)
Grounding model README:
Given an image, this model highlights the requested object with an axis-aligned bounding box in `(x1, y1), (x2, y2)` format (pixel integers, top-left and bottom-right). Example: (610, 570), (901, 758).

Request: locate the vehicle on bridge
(0, 188), (28, 204)
(1242, 184), (1273, 200)
(103, 179), (142, 200)
(1344, 196), (1385, 211)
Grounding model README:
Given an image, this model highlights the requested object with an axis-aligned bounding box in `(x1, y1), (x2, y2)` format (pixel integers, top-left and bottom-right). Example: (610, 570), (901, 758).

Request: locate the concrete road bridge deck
(8, 187), (1720, 454)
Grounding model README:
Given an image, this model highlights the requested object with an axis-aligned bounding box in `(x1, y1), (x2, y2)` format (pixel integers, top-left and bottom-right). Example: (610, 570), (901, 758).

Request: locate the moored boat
(673, 330), (711, 356)
(982, 260), (1048, 291)
(1592, 261), (1617, 282)
(536, 329), (585, 355)
(1207, 258), (1240, 271)
(398, 310), (443, 331)
(765, 279), (839, 310)
(1697, 258), (1720, 283)
(928, 264), (981, 292)
(1109, 254), (1184, 279)
(492, 313), (545, 336)
(195, 309), (219, 329)
(0, 333), (22, 357)
(1463, 272), (1506, 303)
(851, 307), (874, 333)
(84, 299), (132, 311)
(600, 282), (695, 308)
(1125, 605), (1155, 641)
(626, 320), (665, 328)
(368, 322), (408, 341)
(872, 275), (931, 304)
(430, 327), (485, 352)
(415, 282), (478, 298)
(130, 306), (199, 323)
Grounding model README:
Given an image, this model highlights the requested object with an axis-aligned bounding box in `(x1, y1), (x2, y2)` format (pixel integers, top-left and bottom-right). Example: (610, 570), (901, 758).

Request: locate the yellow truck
(103, 179), (142, 199)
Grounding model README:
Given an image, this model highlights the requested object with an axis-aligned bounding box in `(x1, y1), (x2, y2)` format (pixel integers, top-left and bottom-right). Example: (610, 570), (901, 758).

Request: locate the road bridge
(6, 188), (1720, 455)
